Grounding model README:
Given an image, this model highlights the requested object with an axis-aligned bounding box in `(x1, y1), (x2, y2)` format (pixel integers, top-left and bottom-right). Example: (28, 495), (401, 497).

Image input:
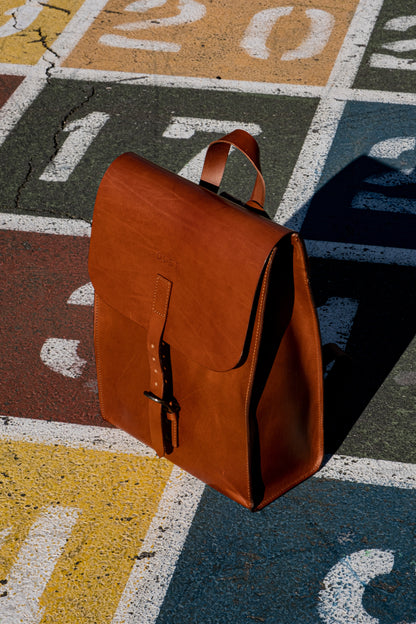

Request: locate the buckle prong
(144, 391), (180, 414)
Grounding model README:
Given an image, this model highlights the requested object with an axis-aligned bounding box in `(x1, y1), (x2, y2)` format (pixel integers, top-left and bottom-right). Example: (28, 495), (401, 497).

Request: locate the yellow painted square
(0, 0), (85, 65)
(64, 0), (360, 86)
(0, 440), (173, 623)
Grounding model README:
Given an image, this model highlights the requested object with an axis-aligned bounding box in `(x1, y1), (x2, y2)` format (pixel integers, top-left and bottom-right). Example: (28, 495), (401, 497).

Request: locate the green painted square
(354, 0), (416, 93)
(0, 79), (318, 221)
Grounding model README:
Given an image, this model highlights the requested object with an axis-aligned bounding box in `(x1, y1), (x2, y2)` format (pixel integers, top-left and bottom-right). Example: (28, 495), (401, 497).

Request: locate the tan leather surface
(89, 151), (288, 372)
(89, 129), (323, 510)
(251, 235), (324, 510)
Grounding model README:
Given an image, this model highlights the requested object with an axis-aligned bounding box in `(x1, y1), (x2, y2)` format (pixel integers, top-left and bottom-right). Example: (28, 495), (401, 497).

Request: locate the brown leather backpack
(89, 129), (323, 511)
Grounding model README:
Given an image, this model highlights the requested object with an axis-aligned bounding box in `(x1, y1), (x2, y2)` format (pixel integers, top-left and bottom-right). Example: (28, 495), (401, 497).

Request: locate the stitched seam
(258, 237), (323, 510)
(244, 249), (276, 509)
(93, 296), (107, 420)
(152, 274), (171, 318)
(294, 234), (324, 458)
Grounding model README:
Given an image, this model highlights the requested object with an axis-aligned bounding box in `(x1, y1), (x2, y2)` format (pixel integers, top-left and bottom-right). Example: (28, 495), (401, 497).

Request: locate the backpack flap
(89, 152), (290, 373)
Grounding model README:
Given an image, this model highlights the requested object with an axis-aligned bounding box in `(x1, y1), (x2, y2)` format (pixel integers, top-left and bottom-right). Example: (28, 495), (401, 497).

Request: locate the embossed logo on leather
(156, 251), (177, 269)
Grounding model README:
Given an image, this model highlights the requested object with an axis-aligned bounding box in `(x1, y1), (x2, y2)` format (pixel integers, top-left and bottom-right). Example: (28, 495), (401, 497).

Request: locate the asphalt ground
(0, 0), (415, 622)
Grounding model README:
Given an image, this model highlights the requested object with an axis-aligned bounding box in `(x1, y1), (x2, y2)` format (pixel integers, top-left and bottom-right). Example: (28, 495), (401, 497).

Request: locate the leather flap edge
(89, 152), (291, 372)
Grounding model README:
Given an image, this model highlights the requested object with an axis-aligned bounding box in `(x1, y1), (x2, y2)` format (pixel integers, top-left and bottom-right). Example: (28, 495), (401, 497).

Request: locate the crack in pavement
(48, 85), (96, 170)
(29, 26), (60, 80)
(14, 161), (34, 212)
(39, 2), (71, 15)
(13, 83), (96, 221)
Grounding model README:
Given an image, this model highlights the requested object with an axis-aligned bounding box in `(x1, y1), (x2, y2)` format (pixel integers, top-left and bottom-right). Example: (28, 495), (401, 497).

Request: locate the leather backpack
(89, 129), (323, 511)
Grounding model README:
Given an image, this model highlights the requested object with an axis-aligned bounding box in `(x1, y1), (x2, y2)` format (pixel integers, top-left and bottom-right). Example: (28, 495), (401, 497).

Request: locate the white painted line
(53, 66), (324, 98)
(0, 415), (155, 457)
(306, 240), (416, 266)
(1, 213), (414, 268)
(0, 63), (34, 76)
(317, 454), (416, 490)
(275, 0), (385, 229)
(0, 505), (80, 624)
(47, 0), (111, 64)
(162, 116), (261, 139)
(111, 466), (205, 624)
(0, 212), (91, 236)
(326, 0), (385, 91)
(0, 75), (47, 147)
(345, 87), (416, 106)
(0, 415), (204, 624)
(12, 62), (416, 106)
(274, 97), (346, 229)
(1, 416), (415, 489)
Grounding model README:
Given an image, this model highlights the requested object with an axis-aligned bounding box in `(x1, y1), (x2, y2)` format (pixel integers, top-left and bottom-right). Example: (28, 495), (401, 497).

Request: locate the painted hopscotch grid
(0, 0), (415, 622)
(0, 0), (414, 264)
(0, 415), (204, 623)
(1, 415), (416, 623)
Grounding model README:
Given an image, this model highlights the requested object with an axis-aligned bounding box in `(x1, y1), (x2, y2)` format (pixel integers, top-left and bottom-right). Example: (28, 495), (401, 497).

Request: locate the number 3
(371, 15), (416, 70)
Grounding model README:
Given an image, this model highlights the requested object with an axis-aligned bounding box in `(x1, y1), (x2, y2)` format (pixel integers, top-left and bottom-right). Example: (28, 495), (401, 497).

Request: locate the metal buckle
(143, 391), (180, 414)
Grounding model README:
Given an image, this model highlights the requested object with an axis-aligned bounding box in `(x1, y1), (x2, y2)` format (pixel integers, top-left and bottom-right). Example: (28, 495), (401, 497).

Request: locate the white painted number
(371, 15), (416, 70)
(40, 338), (87, 378)
(67, 281), (95, 306)
(39, 112), (110, 183)
(0, 0), (49, 38)
(0, 506), (80, 624)
(100, 0), (206, 52)
(318, 549), (416, 624)
(352, 136), (416, 214)
(241, 6), (334, 60)
(40, 283), (94, 378)
(163, 116), (262, 183)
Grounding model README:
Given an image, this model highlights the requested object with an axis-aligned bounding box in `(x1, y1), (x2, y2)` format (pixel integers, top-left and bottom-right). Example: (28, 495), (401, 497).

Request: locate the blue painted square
(156, 478), (416, 624)
(301, 101), (416, 250)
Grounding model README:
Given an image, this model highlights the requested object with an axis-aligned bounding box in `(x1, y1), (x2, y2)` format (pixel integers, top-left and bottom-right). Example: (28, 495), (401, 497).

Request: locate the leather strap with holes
(146, 274), (173, 457)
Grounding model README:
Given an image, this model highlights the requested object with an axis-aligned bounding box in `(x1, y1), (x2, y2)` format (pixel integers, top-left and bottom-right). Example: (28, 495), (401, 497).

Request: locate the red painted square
(0, 229), (106, 426)
(0, 75), (24, 108)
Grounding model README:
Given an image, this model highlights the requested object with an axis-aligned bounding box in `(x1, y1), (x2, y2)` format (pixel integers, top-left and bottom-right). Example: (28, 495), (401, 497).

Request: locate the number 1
(39, 112), (110, 183)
